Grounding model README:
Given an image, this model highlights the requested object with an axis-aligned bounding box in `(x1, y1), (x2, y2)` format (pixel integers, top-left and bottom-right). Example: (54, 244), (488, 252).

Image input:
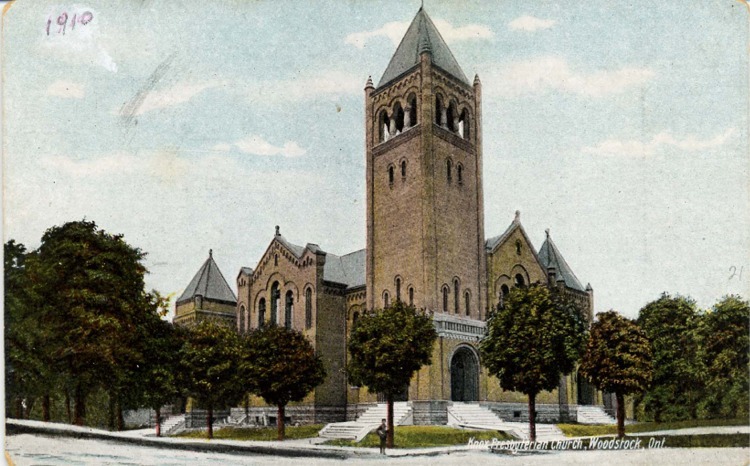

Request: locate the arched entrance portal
(451, 346), (479, 401)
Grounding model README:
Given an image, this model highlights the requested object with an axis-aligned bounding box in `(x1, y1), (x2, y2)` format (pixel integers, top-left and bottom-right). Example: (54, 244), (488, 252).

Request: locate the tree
(4, 241), (48, 419)
(480, 285), (586, 442)
(579, 311), (653, 438)
(133, 301), (183, 437)
(27, 220), (152, 426)
(636, 293), (703, 422)
(243, 325), (326, 440)
(698, 295), (749, 419)
(347, 300), (437, 448)
(178, 320), (244, 439)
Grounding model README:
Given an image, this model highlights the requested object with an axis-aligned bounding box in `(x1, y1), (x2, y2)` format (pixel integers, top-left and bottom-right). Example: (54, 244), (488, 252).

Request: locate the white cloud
(431, 19), (493, 42)
(488, 56), (654, 97)
(243, 70), (362, 103)
(582, 128), (737, 157)
(508, 15), (556, 32)
(46, 80), (84, 99)
(345, 18), (492, 49)
(345, 21), (409, 49)
(218, 135), (306, 157)
(41, 152), (139, 177)
(128, 81), (222, 116)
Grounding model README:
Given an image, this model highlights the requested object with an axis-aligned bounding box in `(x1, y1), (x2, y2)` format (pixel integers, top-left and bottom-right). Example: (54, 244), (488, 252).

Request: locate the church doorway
(576, 371), (595, 405)
(451, 346), (479, 402)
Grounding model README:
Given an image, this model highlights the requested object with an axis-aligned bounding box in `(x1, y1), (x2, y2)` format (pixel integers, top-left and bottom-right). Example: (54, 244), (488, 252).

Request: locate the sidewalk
(5, 419), (475, 459)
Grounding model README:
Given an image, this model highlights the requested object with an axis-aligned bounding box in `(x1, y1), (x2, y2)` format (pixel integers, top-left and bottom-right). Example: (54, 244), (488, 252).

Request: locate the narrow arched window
(465, 291), (470, 316)
(408, 286), (414, 306)
(454, 279), (460, 313)
(380, 110), (390, 142)
(395, 277), (401, 302)
(457, 164), (463, 185)
(239, 305), (246, 333)
(447, 102), (456, 132)
(285, 290), (294, 329)
(259, 298), (266, 328)
(271, 282), (280, 325)
(388, 166), (394, 185)
(274, 254), (278, 266)
(442, 286), (449, 313)
(435, 95), (443, 125)
(384, 292), (390, 308)
(408, 95), (418, 126)
(305, 287), (312, 329)
(515, 274), (525, 288)
(447, 159), (452, 183)
(401, 160), (406, 179)
(353, 311), (359, 326)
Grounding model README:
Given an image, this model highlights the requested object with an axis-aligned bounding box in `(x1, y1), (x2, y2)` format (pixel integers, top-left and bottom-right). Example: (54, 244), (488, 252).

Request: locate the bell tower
(365, 8), (486, 319)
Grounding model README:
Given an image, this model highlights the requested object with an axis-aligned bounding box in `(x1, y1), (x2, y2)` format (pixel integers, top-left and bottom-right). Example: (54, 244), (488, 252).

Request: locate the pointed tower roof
(537, 230), (586, 292)
(377, 8), (469, 88)
(177, 250), (237, 305)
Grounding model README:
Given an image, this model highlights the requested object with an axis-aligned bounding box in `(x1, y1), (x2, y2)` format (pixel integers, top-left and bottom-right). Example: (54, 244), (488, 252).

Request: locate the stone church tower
(365, 8), (486, 319)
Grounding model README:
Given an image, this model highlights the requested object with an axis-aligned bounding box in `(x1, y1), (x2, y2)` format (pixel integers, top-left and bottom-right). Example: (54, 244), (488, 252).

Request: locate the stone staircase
(161, 414), (186, 435)
(448, 402), (566, 442)
(318, 402), (412, 441)
(577, 405), (617, 424)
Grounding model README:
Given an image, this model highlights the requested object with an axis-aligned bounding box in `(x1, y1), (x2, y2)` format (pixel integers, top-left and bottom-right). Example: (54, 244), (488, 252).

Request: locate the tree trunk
(616, 392), (626, 438)
(108, 394), (116, 430)
(386, 396), (394, 449)
(74, 384), (86, 426)
(207, 405), (214, 439)
(65, 391), (72, 424)
(244, 396), (249, 425)
(14, 397), (23, 419)
(277, 404), (285, 441)
(116, 398), (124, 431)
(528, 392), (537, 443)
(42, 393), (51, 422)
(25, 397), (35, 419)
(155, 406), (161, 437)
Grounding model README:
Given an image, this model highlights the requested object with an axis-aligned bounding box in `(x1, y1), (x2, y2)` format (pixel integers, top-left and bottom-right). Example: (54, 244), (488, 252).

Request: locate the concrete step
(577, 406), (617, 425)
(320, 403), (413, 442)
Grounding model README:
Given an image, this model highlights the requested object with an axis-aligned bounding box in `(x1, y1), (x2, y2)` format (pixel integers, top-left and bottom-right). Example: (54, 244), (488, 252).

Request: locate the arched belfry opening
(451, 346), (479, 401)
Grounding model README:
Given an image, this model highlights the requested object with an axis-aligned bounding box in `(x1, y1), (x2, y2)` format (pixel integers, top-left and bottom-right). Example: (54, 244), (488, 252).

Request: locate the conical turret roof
(377, 8), (469, 88)
(538, 232), (585, 292)
(177, 250), (237, 305)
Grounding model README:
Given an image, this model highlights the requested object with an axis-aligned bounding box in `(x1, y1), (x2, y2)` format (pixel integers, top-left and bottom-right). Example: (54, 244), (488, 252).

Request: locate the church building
(176, 8), (598, 425)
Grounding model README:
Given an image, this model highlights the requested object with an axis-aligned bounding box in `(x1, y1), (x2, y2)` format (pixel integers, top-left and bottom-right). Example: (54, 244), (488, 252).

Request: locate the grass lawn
(324, 426), (512, 448)
(175, 424), (324, 441)
(558, 418), (748, 438)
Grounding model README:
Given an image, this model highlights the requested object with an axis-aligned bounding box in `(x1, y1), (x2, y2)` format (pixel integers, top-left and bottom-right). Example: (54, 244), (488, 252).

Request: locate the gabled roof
(377, 8), (469, 88)
(538, 231), (586, 292)
(323, 249), (366, 289)
(177, 250), (238, 305)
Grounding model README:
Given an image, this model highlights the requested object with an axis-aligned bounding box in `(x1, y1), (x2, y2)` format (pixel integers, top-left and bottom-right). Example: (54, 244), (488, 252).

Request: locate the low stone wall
(185, 410), (230, 428)
(229, 405), (346, 426)
(480, 402), (577, 424)
(410, 400), (449, 425)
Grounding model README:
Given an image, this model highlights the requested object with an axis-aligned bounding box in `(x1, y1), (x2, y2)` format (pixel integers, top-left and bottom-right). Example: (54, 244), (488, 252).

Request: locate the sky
(2, 0), (748, 319)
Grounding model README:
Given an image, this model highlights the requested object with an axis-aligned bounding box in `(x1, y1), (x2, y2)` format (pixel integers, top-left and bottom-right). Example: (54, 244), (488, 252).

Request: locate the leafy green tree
(698, 295), (749, 419)
(580, 311), (653, 437)
(4, 240), (47, 419)
(132, 298), (183, 436)
(243, 325), (326, 440)
(28, 220), (152, 426)
(636, 293), (704, 421)
(347, 300), (437, 448)
(178, 320), (244, 439)
(480, 285), (586, 442)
